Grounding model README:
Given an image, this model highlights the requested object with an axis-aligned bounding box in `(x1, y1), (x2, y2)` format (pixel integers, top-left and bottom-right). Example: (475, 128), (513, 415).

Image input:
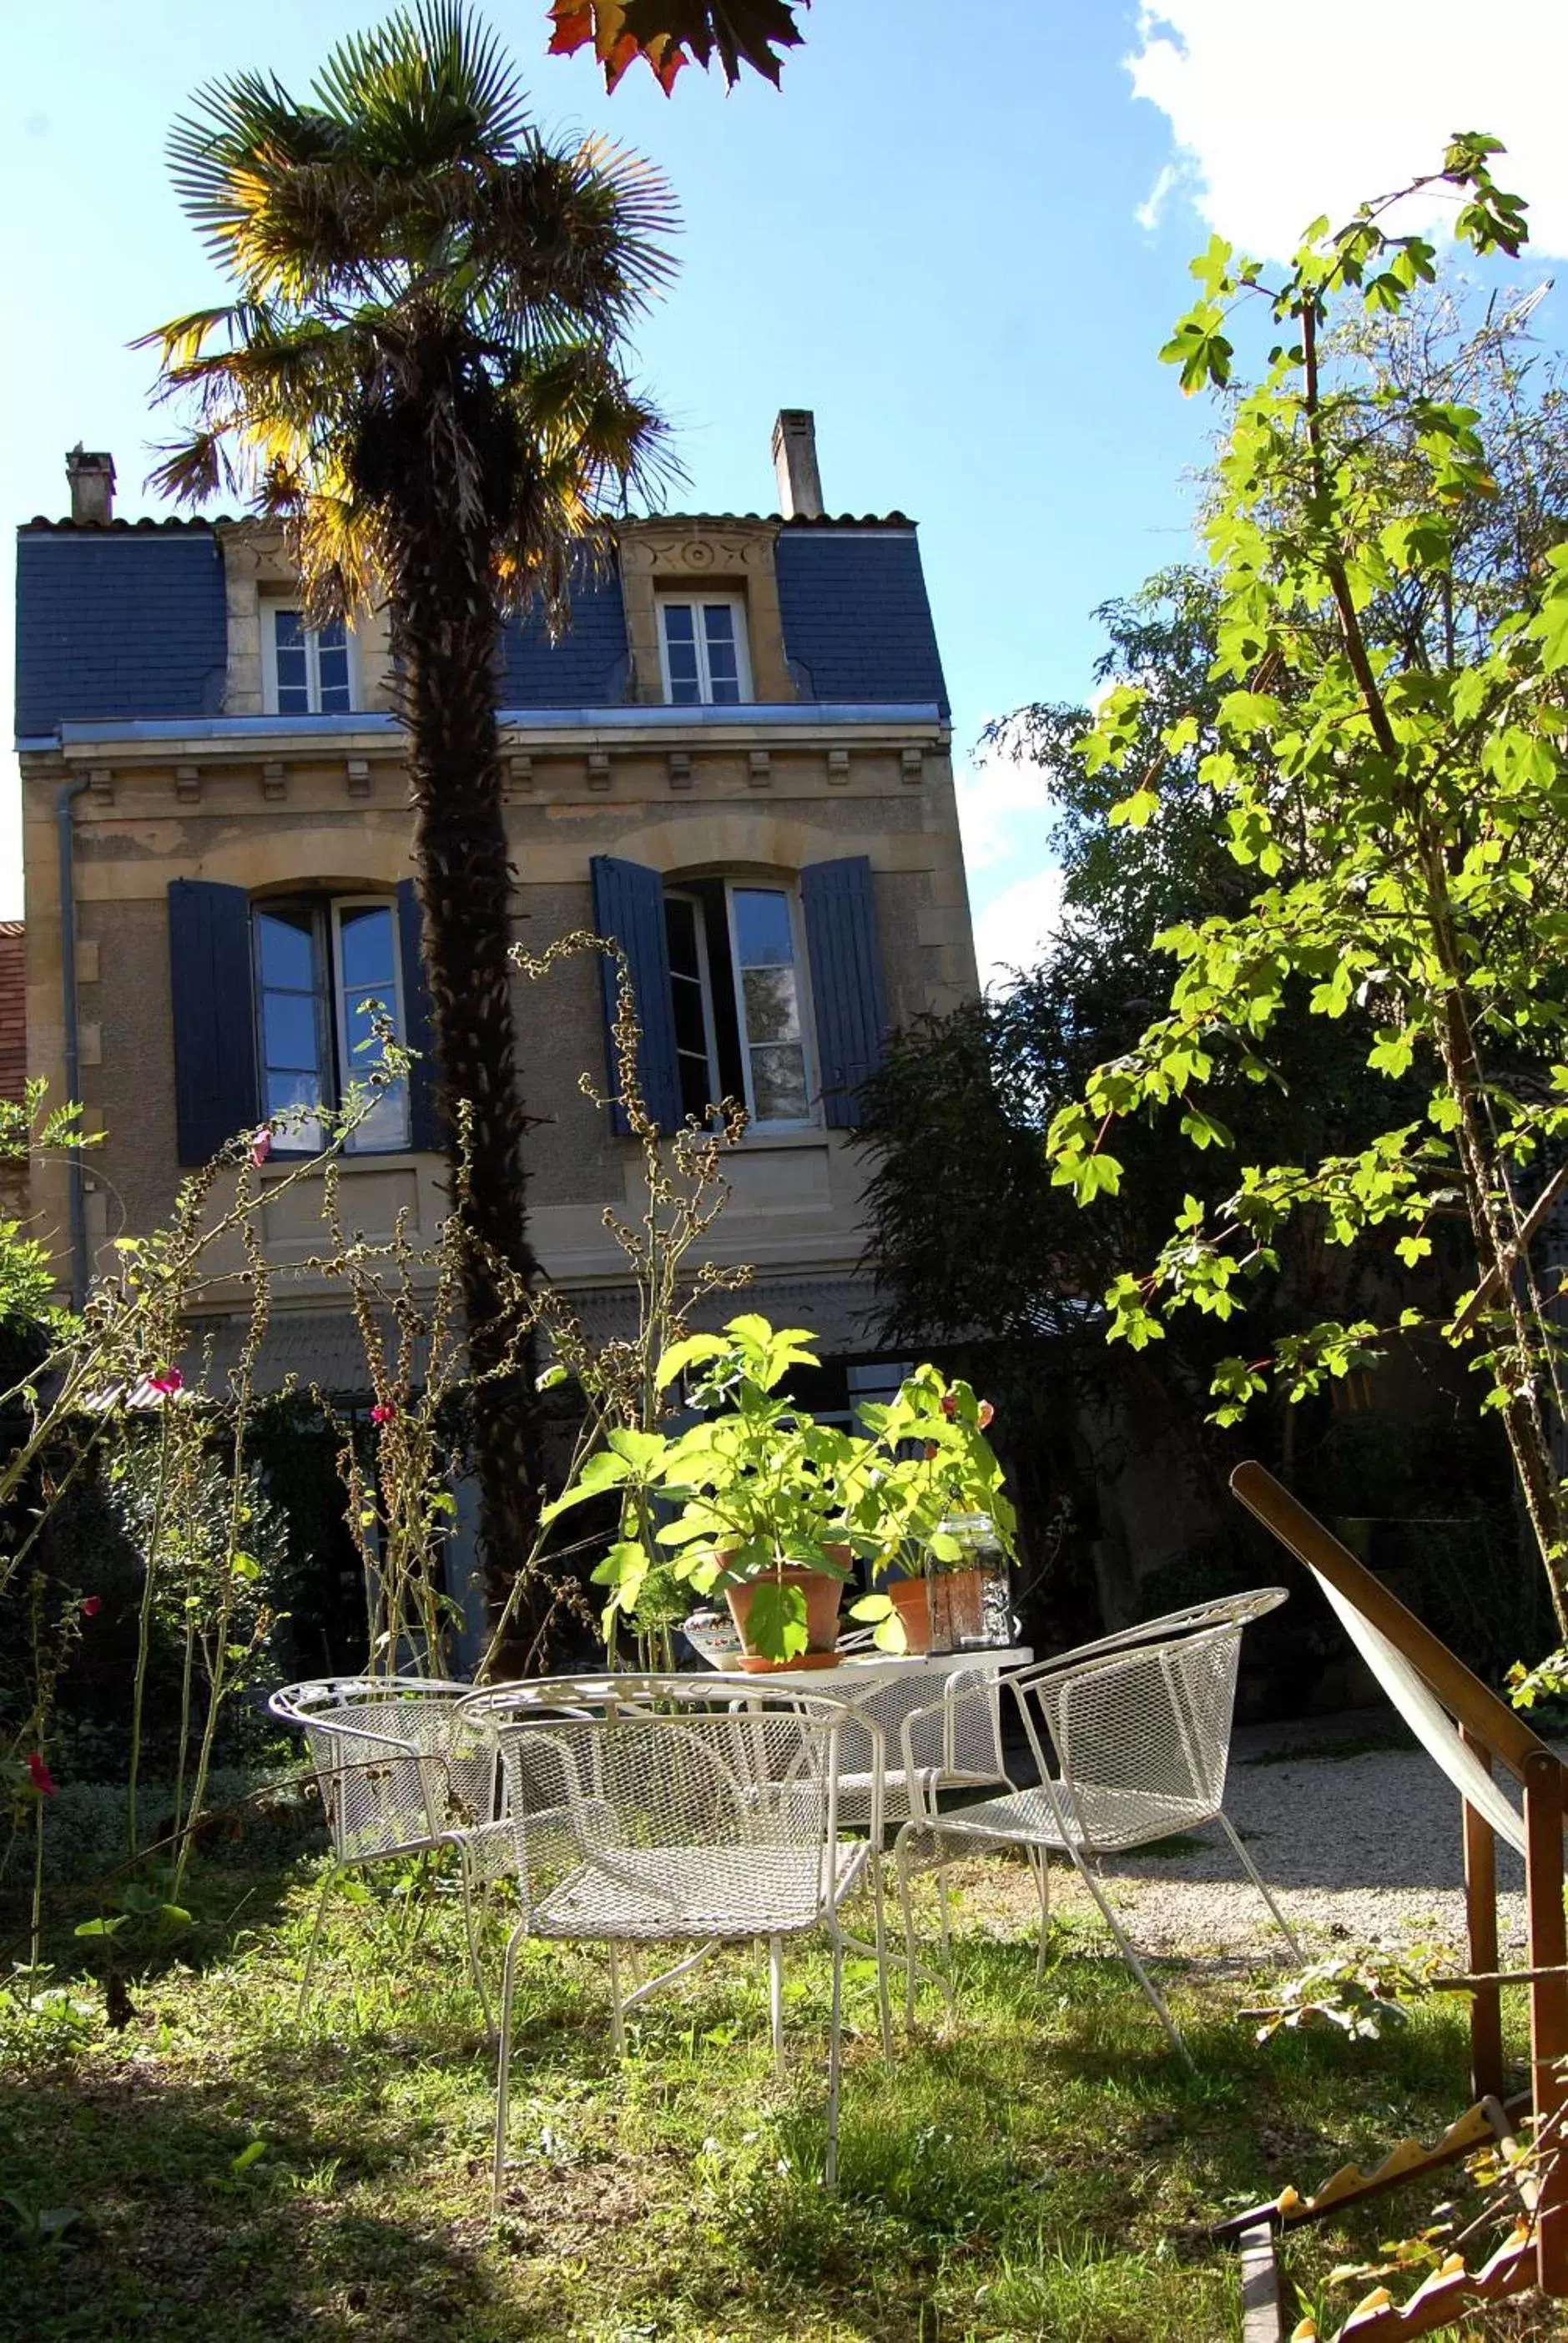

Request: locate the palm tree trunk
(403, 597), (544, 1649)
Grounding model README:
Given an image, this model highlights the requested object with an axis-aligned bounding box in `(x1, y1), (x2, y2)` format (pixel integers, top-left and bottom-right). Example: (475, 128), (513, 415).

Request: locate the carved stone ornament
(619, 521), (777, 578)
(216, 517), (298, 585)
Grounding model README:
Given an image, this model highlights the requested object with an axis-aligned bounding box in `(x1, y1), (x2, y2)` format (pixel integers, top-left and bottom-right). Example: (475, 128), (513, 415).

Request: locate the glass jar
(926, 1514), (1012, 1652)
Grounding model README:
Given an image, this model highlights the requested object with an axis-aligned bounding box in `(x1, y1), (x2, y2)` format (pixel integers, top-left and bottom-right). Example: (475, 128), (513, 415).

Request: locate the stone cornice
(24, 702), (949, 768)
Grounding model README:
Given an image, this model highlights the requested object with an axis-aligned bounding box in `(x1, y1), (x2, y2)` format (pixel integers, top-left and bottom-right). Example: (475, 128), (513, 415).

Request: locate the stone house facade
(14, 416), (978, 1412)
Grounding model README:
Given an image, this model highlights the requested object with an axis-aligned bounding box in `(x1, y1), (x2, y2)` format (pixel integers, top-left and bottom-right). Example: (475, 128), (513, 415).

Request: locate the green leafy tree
(141, 3), (678, 1615)
(864, 572), (1404, 1355)
(1046, 136), (1568, 1647)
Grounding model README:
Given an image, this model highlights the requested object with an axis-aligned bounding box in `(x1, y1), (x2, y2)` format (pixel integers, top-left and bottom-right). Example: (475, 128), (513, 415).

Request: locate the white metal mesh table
(701, 1647), (1032, 1828)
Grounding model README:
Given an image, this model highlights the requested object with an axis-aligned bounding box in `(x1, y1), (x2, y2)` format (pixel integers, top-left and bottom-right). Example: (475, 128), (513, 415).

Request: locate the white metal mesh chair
(895, 1590), (1301, 2060)
(269, 1676), (501, 2023)
(461, 1675), (881, 2204)
(827, 1662), (1011, 1830)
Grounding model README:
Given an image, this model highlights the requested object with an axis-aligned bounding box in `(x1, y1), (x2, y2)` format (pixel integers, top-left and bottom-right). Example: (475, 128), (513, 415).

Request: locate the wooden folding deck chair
(1213, 1462), (1568, 2343)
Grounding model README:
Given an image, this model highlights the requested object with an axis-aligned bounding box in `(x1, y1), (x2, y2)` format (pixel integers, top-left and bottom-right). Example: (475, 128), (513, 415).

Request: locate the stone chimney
(771, 410), (824, 520)
(66, 445), (116, 527)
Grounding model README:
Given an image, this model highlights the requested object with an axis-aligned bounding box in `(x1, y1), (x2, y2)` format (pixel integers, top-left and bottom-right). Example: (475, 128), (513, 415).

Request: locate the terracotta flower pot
(725, 1551), (849, 1672)
(888, 1575), (933, 1655)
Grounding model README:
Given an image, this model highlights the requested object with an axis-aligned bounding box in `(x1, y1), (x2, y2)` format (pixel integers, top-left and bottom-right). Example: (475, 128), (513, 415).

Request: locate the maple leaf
(547, 0), (808, 93)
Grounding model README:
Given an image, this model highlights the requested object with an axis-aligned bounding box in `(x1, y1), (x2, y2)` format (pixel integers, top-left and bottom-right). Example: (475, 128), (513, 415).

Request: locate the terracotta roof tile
(18, 508), (914, 535)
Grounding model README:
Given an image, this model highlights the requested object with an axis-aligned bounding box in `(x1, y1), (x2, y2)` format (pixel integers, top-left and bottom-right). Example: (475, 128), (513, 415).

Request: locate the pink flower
(27, 1751), (56, 1798)
(149, 1368), (183, 1397)
(371, 1402), (396, 1426)
(977, 1400), (995, 1431)
(250, 1128), (273, 1167)
(81, 1595), (102, 1619)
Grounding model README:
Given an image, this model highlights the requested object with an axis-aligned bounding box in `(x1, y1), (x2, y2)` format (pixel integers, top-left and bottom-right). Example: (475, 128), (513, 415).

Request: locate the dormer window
(263, 605), (353, 715)
(658, 595), (750, 705)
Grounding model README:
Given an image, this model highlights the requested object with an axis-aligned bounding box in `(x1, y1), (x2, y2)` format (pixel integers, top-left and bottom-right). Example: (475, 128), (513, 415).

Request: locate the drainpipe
(56, 774), (91, 1311)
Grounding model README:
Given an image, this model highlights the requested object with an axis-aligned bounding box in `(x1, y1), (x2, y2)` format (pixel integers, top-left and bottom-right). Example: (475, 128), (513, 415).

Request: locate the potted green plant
(844, 1368), (1016, 1655)
(542, 1315), (876, 1669)
(542, 1325), (1018, 1666)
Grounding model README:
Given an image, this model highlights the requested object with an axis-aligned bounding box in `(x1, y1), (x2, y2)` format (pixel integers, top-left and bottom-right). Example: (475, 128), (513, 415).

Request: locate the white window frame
(330, 896), (411, 1154)
(656, 593), (753, 706)
(253, 893), (408, 1155)
(260, 602), (357, 716)
(664, 887), (723, 1123)
(722, 879), (819, 1132)
(252, 899), (330, 1156)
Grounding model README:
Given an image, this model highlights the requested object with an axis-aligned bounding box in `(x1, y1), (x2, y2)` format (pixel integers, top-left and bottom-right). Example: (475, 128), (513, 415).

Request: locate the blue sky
(5, 0), (1568, 964)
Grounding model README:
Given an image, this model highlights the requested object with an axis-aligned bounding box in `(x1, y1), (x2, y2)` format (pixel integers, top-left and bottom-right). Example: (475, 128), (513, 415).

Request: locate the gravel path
(955, 1708), (1536, 1967)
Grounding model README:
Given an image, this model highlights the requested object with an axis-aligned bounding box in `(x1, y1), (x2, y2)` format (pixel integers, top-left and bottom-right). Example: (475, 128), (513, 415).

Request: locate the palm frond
(492, 340), (683, 621)
(132, 303), (251, 371)
(312, 3), (529, 166)
(147, 3), (679, 617)
(169, 72), (348, 280)
(145, 431), (236, 507)
(468, 136), (679, 336)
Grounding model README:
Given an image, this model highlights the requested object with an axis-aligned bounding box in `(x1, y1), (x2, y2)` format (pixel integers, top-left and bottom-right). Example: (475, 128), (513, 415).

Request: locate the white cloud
(973, 865), (1066, 995)
(956, 738), (1066, 990)
(954, 738), (1051, 877)
(1127, 3), (1568, 262)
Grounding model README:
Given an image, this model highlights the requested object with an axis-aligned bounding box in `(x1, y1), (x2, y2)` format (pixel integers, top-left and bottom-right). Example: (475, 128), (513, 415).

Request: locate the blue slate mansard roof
(14, 513), (949, 742)
(774, 524), (947, 714)
(15, 525), (229, 738)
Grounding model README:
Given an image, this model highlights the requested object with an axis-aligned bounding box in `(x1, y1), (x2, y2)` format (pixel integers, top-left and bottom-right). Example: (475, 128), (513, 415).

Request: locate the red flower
(977, 1400), (995, 1431)
(924, 1443), (940, 1460)
(940, 1392), (957, 1419)
(250, 1127), (273, 1167)
(27, 1751), (56, 1797)
(371, 1402), (396, 1426)
(81, 1595), (102, 1619)
(149, 1368), (183, 1397)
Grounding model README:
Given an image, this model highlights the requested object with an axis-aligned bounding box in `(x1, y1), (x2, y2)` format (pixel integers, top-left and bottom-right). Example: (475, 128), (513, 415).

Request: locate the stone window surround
(219, 522), (393, 718)
(620, 519), (794, 706)
(221, 516), (794, 713)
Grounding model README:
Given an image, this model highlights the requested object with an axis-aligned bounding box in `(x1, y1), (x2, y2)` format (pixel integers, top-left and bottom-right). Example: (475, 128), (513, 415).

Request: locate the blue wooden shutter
(168, 879), (260, 1164)
(396, 879), (443, 1153)
(588, 856), (682, 1133)
(800, 855), (889, 1128)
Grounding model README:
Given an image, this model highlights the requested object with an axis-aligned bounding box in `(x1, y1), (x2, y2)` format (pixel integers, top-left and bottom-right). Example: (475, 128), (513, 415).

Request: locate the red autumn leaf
(547, 0), (807, 93)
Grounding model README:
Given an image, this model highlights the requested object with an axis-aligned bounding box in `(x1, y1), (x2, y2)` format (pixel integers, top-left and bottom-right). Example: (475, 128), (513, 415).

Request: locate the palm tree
(142, 2), (678, 1635)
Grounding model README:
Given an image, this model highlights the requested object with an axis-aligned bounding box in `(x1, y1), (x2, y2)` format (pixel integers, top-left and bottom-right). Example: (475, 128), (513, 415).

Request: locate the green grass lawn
(0, 1848), (1561, 2342)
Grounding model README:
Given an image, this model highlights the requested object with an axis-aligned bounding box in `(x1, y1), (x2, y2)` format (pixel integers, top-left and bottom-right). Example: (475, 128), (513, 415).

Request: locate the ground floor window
(663, 879), (814, 1129)
(253, 894), (409, 1151)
